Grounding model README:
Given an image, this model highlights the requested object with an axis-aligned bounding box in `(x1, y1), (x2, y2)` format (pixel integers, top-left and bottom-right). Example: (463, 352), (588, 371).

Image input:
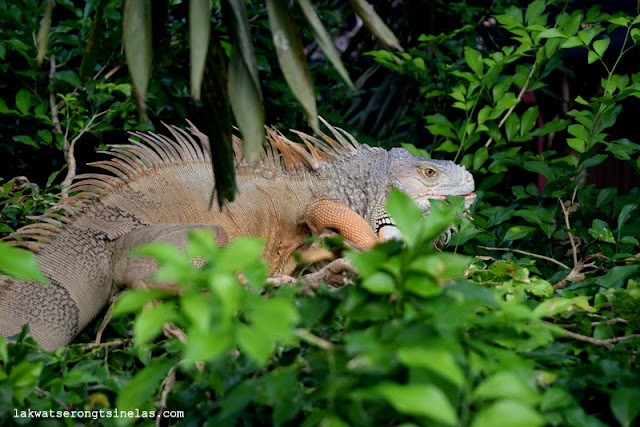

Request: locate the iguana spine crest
(5, 118), (361, 251)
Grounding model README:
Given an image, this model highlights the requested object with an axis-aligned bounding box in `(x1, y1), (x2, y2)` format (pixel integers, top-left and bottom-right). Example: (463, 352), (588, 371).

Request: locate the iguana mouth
(417, 192), (476, 199)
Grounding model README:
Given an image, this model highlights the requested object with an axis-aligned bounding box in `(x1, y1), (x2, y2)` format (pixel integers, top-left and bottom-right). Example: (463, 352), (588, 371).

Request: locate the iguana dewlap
(0, 119), (475, 350)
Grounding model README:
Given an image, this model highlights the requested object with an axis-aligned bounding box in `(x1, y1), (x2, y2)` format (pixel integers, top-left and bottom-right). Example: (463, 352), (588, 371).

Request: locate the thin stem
(479, 246), (571, 270)
(484, 59), (538, 148)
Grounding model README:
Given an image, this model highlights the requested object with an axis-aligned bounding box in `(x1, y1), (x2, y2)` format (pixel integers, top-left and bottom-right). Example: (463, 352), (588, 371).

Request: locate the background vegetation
(1, 0), (639, 425)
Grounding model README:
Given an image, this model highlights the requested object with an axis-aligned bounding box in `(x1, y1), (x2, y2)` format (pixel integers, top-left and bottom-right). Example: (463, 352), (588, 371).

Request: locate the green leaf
(79, 0), (107, 80)
(238, 297), (299, 365)
(123, 0), (152, 120)
(473, 147), (489, 169)
(200, 31), (236, 208)
(397, 347), (465, 388)
(386, 188), (423, 246)
(567, 138), (586, 153)
(472, 372), (540, 404)
(589, 219), (615, 243)
(524, 0), (545, 26)
(618, 204), (637, 230)
(0, 242), (46, 283)
(225, 0), (265, 162)
(496, 92), (519, 110)
(503, 225), (536, 242)
(404, 273), (441, 297)
(567, 123), (589, 141)
(111, 289), (172, 317)
(55, 70), (83, 88)
(237, 323), (275, 366)
(267, 0), (318, 131)
(409, 253), (473, 281)
(593, 38), (610, 57)
(582, 153), (607, 168)
(346, 246), (389, 277)
(377, 383), (458, 426)
(189, 0), (211, 100)
(347, 0), (402, 51)
(608, 16), (630, 27)
(520, 106), (538, 136)
(562, 36), (583, 48)
(9, 360), (43, 403)
(531, 119), (570, 136)
(505, 112), (519, 141)
(537, 28), (568, 39)
(180, 291), (211, 331)
(362, 271), (395, 295)
(184, 328), (233, 363)
(533, 296), (591, 317)
(611, 387), (640, 427)
(13, 135), (39, 148)
(296, 0), (354, 90)
(216, 237), (265, 273)
(595, 265), (638, 289)
(464, 47), (484, 77)
(471, 399), (544, 427)
(36, 0), (53, 66)
(15, 88), (31, 115)
(133, 303), (176, 344)
(523, 160), (556, 180)
(116, 358), (173, 412)
(320, 416), (350, 427)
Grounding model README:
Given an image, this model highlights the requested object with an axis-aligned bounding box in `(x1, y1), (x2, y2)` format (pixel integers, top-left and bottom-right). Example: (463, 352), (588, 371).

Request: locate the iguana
(0, 119), (475, 350)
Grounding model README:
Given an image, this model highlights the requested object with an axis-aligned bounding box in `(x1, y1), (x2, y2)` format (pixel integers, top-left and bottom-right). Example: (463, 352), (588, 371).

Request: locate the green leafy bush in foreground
(1, 189), (638, 426)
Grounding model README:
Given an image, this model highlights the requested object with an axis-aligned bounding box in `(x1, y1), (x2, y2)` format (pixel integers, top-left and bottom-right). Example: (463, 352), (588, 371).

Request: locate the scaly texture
(0, 119), (475, 350)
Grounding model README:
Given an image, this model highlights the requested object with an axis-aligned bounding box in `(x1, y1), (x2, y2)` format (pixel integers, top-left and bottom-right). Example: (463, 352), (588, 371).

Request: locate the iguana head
(380, 148), (476, 243)
(388, 148), (476, 210)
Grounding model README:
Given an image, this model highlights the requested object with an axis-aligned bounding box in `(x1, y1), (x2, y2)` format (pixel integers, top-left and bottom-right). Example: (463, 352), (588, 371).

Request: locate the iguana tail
(0, 274), (84, 349)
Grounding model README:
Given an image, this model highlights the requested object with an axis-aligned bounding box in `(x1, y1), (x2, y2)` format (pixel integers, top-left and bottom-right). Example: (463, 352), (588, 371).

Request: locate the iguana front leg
(113, 224), (228, 292)
(304, 200), (378, 249)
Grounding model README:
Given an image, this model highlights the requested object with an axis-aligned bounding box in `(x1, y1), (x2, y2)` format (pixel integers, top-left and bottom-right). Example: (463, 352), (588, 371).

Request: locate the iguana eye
(424, 168), (436, 177)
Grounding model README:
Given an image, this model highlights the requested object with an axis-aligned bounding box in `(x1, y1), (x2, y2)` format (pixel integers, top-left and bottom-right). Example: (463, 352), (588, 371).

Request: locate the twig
(49, 56), (63, 135)
(552, 259), (595, 290)
(485, 59), (538, 148)
(550, 318), (629, 329)
(156, 365), (177, 427)
(86, 338), (131, 350)
(592, 317), (629, 326)
(103, 64), (123, 81)
(479, 246), (571, 270)
(35, 387), (69, 409)
(550, 324), (640, 349)
(294, 328), (339, 350)
(558, 197), (579, 268)
(60, 109), (111, 198)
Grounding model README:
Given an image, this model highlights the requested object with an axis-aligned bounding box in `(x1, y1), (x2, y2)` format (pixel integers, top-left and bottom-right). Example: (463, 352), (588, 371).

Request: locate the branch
(592, 317), (629, 326)
(480, 246), (571, 270)
(485, 59), (538, 148)
(156, 365), (177, 427)
(551, 324), (640, 349)
(60, 109), (111, 198)
(558, 197), (579, 268)
(49, 56), (63, 135)
(294, 328), (339, 350)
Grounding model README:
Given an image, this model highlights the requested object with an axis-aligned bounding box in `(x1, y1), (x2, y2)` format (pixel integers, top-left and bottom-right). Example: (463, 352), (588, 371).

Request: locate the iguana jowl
(0, 119), (475, 350)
